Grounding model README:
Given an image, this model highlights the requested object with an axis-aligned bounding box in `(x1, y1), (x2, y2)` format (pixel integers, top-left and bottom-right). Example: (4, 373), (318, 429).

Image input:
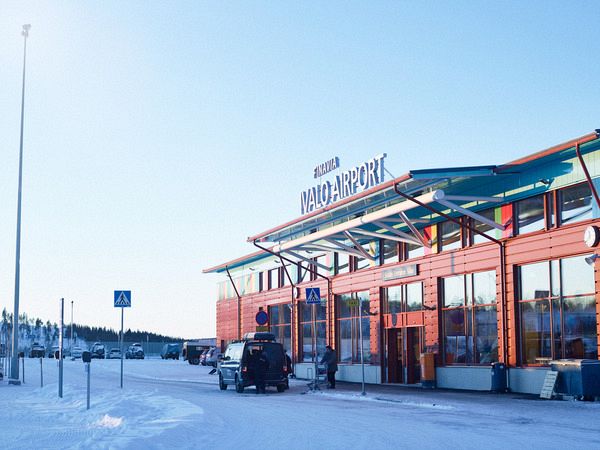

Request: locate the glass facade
(442, 271), (498, 365)
(560, 182), (593, 225)
(337, 291), (371, 363)
(382, 240), (399, 265)
(439, 220), (461, 251)
(336, 253), (350, 275)
(518, 256), (597, 364)
(516, 194), (546, 234)
(384, 282), (423, 313)
(299, 301), (327, 362)
(268, 304), (291, 354)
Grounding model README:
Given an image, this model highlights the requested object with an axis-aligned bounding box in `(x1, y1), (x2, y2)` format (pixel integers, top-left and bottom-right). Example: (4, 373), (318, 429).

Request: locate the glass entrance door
(386, 329), (403, 383)
(386, 327), (424, 384)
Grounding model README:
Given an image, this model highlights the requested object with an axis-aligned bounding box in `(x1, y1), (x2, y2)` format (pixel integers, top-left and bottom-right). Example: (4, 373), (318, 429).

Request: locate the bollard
(86, 363), (90, 410)
(18, 352), (25, 383)
(40, 357), (43, 388)
(82, 351), (91, 410)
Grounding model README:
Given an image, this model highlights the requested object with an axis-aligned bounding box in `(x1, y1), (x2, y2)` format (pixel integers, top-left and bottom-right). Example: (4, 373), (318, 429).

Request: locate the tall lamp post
(70, 301), (74, 351)
(10, 24), (31, 385)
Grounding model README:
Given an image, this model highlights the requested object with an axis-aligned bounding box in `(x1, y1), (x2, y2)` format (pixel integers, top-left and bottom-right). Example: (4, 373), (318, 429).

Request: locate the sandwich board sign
(114, 291), (131, 308)
(306, 288), (321, 304)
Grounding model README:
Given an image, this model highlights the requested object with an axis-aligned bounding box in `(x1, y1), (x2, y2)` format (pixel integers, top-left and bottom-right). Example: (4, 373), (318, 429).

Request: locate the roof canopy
(204, 131), (600, 274)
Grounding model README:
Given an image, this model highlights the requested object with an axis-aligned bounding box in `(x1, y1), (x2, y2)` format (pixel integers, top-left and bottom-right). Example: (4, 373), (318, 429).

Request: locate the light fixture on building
(584, 225), (600, 248)
(585, 254), (599, 266)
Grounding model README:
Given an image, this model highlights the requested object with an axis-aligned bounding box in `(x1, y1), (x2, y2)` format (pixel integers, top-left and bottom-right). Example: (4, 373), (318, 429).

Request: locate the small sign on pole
(114, 290), (131, 389)
(114, 291), (131, 308)
(305, 288), (321, 304)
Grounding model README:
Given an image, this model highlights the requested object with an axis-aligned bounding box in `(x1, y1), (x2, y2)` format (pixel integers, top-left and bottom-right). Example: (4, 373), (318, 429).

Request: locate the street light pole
(70, 300), (74, 351)
(10, 24), (31, 385)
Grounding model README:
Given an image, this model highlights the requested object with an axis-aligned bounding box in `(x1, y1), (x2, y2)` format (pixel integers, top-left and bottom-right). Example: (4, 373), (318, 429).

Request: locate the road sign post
(59, 298), (64, 398)
(305, 288), (321, 391)
(114, 291), (131, 389)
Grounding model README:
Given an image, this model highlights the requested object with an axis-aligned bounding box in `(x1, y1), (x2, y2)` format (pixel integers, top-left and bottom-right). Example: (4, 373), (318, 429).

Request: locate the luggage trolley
(306, 363), (328, 391)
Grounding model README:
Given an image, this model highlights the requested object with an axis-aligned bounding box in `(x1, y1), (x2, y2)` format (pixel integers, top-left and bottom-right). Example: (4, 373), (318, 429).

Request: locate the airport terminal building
(204, 130), (600, 394)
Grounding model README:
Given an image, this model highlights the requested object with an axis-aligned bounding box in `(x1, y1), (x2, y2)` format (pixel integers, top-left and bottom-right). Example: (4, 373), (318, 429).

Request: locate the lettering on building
(301, 153), (386, 215)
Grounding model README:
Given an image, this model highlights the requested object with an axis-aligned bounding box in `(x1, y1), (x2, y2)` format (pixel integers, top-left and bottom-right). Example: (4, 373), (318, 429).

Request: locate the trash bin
(550, 359), (600, 398)
(420, 353), (436, 389)
(490, 362), (507, 392)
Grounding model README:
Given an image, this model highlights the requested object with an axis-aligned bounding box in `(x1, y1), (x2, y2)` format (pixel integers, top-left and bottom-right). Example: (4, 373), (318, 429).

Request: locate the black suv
(90, 343), (106, 359)
(218, 332), (289, 393)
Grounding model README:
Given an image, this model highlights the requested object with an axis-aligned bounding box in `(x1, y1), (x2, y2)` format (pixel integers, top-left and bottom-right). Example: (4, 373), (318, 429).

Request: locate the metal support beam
(343, 231), (375, 260)
(324, 237), (374, 260)
(348, 228), (419, 245)
(372, 220), (422, 244)
(575, 142), (600, 209)
(282, 250), (331, 272)
(437, 199), (506, 231)
(398, 212), (430, 247)
(225, 266), (242, 340)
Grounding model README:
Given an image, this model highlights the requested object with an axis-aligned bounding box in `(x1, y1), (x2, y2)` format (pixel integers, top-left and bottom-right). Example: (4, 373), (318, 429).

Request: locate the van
(218, 332), (289, 393)
(161, 343), (180, 360)
(183, 341), (206, 365)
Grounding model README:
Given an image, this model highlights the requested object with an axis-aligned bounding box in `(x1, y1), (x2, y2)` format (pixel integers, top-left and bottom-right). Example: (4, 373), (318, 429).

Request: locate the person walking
(320, 345), (338, 389)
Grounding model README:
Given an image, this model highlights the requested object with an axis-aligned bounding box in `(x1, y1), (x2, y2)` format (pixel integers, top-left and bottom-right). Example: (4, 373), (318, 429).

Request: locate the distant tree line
(0, 308), (183, 350)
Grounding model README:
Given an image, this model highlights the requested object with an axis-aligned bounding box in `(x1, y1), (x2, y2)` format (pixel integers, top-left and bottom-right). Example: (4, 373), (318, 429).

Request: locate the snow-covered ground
(0, 358), (599, 449)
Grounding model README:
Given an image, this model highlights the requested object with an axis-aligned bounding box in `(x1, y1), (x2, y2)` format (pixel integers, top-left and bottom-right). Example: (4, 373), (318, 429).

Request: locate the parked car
(125, 343), (145, 359)
(206, 348), (223, 367)
(218, 332), (289, 393)
(29, 342), (45, 358)
(161, 343), (180, 360)
(199, 348), (211, 366)
(90, 343), (106, 359)
(47, 345), (66, 358)
(70, 346), (83, 359)
(183, 341), (207, 365)
(107, 348), (122, 359)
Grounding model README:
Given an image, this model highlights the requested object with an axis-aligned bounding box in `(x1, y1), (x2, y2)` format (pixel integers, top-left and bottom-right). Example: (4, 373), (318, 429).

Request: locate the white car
(70, 346), (83, 359)
(107, 348), (122, 359)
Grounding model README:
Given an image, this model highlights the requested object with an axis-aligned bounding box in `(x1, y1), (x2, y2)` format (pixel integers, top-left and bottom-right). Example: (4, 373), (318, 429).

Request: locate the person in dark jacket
(285, 351), (293, 378)
(249, 348), (269, 394)
(320, 345), (338, 389)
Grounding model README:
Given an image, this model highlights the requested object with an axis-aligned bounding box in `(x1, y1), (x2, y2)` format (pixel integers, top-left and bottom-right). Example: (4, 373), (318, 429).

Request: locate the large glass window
(268, 268), (280, 290)
(439, 220), (462, 251)
(337, 291), (371, 363)
(518, 256), (597, 365)
(383, 282), (423, 314)
(442, 271), (498, 365)
(515, 194), (547, 235)
(299, 301), (326, 362)
(406, 242), (425, 259)
(336, 253), (350, 275)
(472, 208), (496, 245)
(560, 183), (593, 225)
(382, 240), (399, 265)
(268, 304), (291, 354)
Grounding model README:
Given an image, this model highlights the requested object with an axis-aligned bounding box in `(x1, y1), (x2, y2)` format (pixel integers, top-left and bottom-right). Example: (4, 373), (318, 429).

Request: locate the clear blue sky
(0, 1), (598, 338)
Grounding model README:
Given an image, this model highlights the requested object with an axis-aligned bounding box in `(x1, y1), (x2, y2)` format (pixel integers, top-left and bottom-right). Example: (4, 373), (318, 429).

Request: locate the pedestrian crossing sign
(114, 290), (132, 308)
(305, 288), (321, 304)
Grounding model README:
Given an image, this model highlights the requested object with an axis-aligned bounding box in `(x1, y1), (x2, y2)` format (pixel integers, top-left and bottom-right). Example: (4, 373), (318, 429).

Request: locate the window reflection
(439, 221), (461, 251)
(518, 256), (597, 364)
(560, 183), (593, 225)
(337, 291), (371, 363)
(516, 194), (546, 234)
(442, 271), (498, 365)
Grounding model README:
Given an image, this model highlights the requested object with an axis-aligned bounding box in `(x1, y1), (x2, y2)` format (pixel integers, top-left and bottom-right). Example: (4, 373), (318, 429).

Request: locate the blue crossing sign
(305, 287), (321, 304)
(114, 291), (131, 308)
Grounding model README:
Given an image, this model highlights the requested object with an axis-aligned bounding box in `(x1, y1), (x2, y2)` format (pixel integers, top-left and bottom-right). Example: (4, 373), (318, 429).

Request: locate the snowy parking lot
(0, 358), (599, 449)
